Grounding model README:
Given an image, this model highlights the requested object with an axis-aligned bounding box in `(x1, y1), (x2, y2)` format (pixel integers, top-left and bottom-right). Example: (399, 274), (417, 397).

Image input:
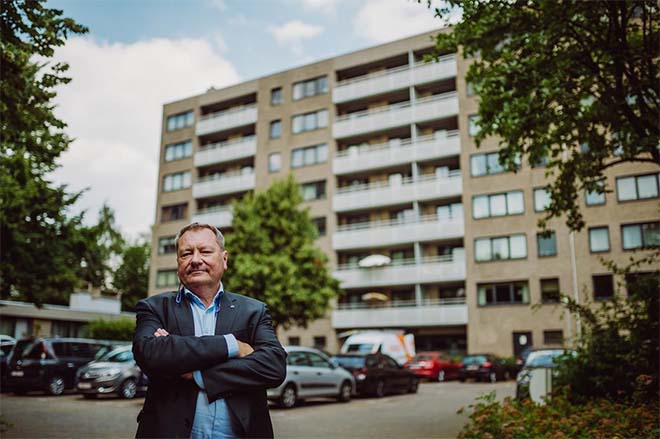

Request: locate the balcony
(333, 171), (462, 212)
(333, 131), (460, 175)
(332, 298), (467, 329)
(333, 213), (464, 251)
(192, 170), (255, 199)
(194, 136), (257, 168)
(333, 55), (457, 104)
(333, 92), (458, 139)
(196, 104), (257, 137)
(333, 254), (466, 290)
(192, 206), (233, 229)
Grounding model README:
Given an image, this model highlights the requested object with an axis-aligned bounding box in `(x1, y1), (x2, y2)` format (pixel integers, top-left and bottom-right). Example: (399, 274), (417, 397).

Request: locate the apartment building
(149, 29), (659, 357)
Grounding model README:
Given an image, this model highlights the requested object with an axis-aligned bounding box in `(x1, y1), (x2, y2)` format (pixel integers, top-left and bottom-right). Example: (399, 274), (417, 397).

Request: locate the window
(592, 274), (614, 300)
(468, 114), (480, 136)
(291, 144), (328, 168)
(543, 330), (563, 345)
(292, 109), (328, 134)
(312, 217), (326, 237)
(307, 352), (331, 368)
(158, 236), (176, 254)
(156, 269), (178, 287)
(540, 278), (560, 303)
(621, 222), (660, 250)
(292, 76), (328, 100)
(616, 173), (659, 201)
(534, 187), (551, 212)
(270, 87), (282, 105)
(301, 181), (326, 201)
(166, 111), (194, 131)
(588, 227), (610, 252)
(162, 171), (192, 192)
(269, 120), (282, 139)
(625, 272), (659, 296)
(466, 82), (476, 97)
(288, 336), (300, 346)
(477, 281), (529, 306)
(313, 336), (327, 350)
(474, 234), (527, 262)
(161, 203), (187, 223)
(164, 140), (192, 162)
(472, 190), (524, 218)
(470, 152), (519, 177)
(268, 153), (281, 173)
(537, 231), (557, 257)
(585, 180), (606, 206)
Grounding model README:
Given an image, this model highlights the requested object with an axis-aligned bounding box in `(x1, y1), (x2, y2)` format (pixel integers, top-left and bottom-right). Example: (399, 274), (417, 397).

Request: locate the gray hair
(174, 222), (225, 253)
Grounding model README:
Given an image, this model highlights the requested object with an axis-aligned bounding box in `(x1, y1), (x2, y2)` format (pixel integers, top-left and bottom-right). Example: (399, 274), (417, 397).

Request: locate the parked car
(516, 348), (568, 400)
(404, 351), (461, 382)
(0, 335), (16, 392)
(333, 353), (419, 397)
(7, 337), (114, 395)
(76, 344), (147, 399)
(267, 346), (355, 409)
(340, 331), (415, 366)
(458, 354), (507, 382)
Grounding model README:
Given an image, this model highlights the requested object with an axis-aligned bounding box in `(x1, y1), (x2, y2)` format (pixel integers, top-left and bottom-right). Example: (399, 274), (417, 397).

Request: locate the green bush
(87, 318), (135, 341)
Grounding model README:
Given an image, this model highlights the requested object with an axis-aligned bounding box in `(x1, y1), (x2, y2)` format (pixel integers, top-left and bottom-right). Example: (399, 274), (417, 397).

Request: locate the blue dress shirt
(184, 284), (239, 439)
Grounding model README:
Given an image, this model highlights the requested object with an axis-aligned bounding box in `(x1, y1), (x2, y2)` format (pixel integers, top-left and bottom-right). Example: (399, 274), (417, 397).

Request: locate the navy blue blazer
(133, 290), (287, 438)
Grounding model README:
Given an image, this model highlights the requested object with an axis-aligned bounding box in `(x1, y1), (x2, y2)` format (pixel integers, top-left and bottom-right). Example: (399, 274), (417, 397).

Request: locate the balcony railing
(195, 104), (257, 137)
(336, 296), (465, 310)
(333, 131), (460, 175)
(192, 205), (233, 229)
(192, 170), (255, 199)
(194, 135), (257, 167)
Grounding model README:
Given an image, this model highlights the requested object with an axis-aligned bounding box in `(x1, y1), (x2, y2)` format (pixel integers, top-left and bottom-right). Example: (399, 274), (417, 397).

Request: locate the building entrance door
(512, 331), (532, 356)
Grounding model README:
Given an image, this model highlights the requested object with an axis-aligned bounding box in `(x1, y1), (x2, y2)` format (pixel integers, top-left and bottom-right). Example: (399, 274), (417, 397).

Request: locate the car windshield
(98, 347), (133, 362)
(462, 355), (487, 365)
(333, 356), (366, 368)
(345, 343), (375, 353)
(525, 350), (565, 367)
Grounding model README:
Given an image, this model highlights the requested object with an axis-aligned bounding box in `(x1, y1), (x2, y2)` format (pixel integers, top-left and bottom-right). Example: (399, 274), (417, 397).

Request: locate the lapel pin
(230, 305), (235, 309)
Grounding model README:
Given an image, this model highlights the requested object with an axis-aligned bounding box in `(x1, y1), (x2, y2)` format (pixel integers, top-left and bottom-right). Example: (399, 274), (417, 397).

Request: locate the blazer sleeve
(132, 297), (231, 377)
(201, 302), (287, 403)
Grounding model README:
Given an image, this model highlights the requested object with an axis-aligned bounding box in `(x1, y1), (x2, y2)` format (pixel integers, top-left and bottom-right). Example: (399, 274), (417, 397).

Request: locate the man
(133, 222), (287, 438)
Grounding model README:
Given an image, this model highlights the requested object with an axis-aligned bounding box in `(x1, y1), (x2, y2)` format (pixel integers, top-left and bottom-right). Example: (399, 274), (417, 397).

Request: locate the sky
(46, 0), (449, 239)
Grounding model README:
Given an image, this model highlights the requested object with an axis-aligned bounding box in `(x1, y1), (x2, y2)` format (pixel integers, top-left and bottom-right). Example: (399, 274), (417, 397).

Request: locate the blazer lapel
(215, 292), (239, 335)
(173, 296), (195, 336)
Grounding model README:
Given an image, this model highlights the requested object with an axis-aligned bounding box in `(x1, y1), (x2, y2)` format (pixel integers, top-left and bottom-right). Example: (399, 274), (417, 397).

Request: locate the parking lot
(1, 380), (514, 438)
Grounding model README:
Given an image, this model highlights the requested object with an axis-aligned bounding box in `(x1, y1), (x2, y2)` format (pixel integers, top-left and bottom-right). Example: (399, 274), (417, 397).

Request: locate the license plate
(11, 370), (24, 377)
(409, 365), (421, 369)
(467, 365), (478, 371)
(77, 382), (92, 389)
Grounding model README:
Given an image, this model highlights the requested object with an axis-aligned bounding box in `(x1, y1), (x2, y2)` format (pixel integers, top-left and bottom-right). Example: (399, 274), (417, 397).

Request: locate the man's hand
(237, 340), (254, 357)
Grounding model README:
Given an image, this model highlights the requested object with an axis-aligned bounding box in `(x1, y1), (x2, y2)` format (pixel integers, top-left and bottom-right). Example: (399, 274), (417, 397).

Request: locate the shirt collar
(184, 282), (224, 311)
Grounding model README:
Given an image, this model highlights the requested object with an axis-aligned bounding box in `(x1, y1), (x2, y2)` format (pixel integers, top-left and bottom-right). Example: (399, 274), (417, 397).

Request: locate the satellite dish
(358, 254), (392, 268)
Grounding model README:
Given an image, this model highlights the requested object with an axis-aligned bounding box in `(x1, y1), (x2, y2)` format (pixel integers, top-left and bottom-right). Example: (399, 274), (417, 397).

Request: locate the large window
(166, 111), (194, 132)
(534, 187), (551, 212)
(472, 190), (524, 218)
(540, 278), (560, 303)
(585, 181), (606, 206)
(292, 109), (328, 134)
(156, 269), (178, 287)
(537, 231), (557, 257)
(268, 152), (281, 173)
(621, 221), (660, 250)
(470, 152), (519, 177)
(161, 203), (187, 223)
(270, 87), (282, 105)
(616, 173), (659, 201)
(269, 120), (282, 139)
(158, 236), (176, 254)
(477, 281), (529, 306)
(164, 140), (192, 162)
(592, 274), (614, 300)
(291, 143), (328, 168)
(162, 171), (191, 192)
(301, 181), (326, 201)
(474, 234), (527, 262)
(468, 114), (480, 136)
(293, 76), (328, 100)
(588, 226), (610, 253)
(312, 217), (326, 237)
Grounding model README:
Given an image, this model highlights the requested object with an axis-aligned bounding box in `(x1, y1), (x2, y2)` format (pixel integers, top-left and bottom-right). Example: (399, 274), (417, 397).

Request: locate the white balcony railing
(192, 171), (255, 199)
(333, 92), (459, 139)
(192, 206), (233, 229)
(195, 104), (257, 137)
(333, 131), (460, 175)
(333, 171), (462, 212)
(333, 213), (464, 250)
(333, 55), (457, 103)
(333, 254), (466, 289)
(331, 297), (467, 329)
(194, 136), (257, 168)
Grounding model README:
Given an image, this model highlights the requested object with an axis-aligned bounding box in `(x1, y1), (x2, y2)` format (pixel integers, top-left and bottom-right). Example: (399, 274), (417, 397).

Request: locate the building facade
(149, 30), (659, 357)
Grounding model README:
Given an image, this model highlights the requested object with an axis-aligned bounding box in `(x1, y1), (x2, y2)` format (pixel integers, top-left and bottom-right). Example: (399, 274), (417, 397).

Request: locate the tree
(113, 238), (150, 312)
(224, 176), (340, 330)
(429, 0), (659, 230)
(0, 0), (88, 305)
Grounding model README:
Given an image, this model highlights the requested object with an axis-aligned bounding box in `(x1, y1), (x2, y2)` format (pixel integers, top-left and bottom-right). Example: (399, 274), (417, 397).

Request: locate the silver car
(76, 345), (146, 399)
(267, 346), (355, 408)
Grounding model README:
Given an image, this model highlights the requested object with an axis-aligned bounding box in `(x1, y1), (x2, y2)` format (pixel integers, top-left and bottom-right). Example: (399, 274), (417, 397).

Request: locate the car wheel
(489, 371), (497, 383)
(337, 381), (352, 403)
(278, 384), (297, 409)
(119, 379), (137, 399)
(46, 376), (65, 396)
(408, 378), (419, 393)
(83, 393), (98, 399)
(374, 380), (385, 398)
(437, 370), (446, 382)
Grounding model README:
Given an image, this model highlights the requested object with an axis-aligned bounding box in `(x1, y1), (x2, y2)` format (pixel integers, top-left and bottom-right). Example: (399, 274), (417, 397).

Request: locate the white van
(340, 331), (415, 366)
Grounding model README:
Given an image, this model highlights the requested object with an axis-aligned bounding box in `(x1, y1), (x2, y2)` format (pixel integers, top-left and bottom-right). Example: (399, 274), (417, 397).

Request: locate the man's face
(176, 228), (228, 292)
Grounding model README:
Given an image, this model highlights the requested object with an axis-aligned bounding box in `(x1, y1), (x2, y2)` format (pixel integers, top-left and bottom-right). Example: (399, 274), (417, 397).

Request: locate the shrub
(87, 318), (135, 341)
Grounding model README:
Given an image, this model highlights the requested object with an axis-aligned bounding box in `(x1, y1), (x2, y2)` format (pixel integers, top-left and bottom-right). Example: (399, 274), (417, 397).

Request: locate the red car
(404, 351), (461, 382)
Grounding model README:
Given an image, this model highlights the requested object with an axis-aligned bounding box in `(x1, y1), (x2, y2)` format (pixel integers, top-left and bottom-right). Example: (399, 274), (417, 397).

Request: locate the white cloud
(298, 0), (341, 14)
(49, 37), (240, 239)
(269, 20), (324, 55)
(353, 0), (443, 44)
